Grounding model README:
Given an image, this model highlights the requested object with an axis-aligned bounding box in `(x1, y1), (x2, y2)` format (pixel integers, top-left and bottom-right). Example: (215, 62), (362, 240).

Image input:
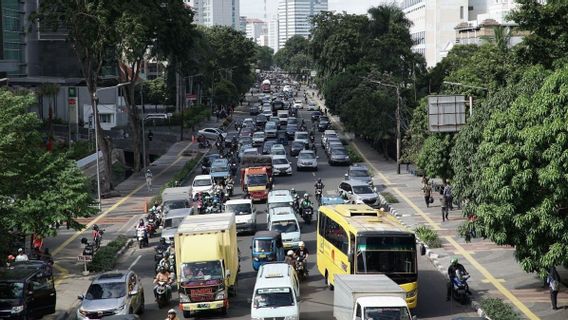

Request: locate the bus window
(323, 218), (348, 255)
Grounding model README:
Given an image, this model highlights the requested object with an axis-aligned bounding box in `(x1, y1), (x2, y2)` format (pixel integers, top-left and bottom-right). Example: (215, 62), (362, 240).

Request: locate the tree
(0, 90), (96, 240)
(255, 45), (273, 70)
(417, 134), (454, 182)
(273, 35), (311, 73)
(402, 99), (428, 164)
(426, 45), (479, 94)
(212, 79), (238, 107)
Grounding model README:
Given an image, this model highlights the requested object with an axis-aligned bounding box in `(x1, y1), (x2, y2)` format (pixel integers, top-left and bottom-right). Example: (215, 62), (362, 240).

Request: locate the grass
(414, 225), (442, 248)
(380, 191), (399, 203)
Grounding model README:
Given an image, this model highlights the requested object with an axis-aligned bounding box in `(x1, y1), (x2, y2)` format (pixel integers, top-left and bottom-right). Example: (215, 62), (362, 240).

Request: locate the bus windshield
(356, 235), (416, 274)
(247, 174), (268, 186)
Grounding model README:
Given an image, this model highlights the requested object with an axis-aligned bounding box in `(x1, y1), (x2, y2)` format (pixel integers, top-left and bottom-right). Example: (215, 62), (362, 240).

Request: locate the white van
(224, 199), (256, 234)
(277, 110), (289, 126)
(268, 206), (296, 225)
(268, 190), (294, 211)
(269, 212), (301, 249)
(251, 263), (300, 320)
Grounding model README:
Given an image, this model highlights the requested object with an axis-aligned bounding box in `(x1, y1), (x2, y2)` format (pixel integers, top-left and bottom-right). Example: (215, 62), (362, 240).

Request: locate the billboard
(427, 95), (467, 132)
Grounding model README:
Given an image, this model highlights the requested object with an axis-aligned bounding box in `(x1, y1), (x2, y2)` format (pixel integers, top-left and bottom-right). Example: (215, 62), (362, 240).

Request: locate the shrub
(380, 192), (399, 203)
(88, 236), (129, 272)
(480, 298), (521, 320)
(347, 145), (364, 163)
(414, 225), (442, 248)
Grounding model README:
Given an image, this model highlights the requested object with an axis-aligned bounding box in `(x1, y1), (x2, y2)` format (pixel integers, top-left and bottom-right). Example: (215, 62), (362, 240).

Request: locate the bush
(149, 155), (202, 206)
(414, 225), (442, 248)
(88, 236), (129, 272)
(347, 145), (364, 163)
(480, 298), (521, 320)
(380, 192), (399, 203)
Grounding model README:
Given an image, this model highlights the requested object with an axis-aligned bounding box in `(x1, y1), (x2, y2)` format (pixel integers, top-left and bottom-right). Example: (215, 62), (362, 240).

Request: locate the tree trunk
(90, 95), (113, 193)
(125, 83), (142, 172)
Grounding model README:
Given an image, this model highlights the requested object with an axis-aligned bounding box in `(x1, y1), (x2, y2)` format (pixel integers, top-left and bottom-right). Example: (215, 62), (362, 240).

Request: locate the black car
(311, 111), (322, 122)
(286, 124), (298, 140)
(262, 140), (277, 154)
(255, 114), (267, 129)
(290, 141), (306, 156)
(318, 119), (330, 132)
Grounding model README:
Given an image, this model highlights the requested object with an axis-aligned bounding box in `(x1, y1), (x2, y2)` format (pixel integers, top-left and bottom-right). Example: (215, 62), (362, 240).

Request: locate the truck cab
(243, 167), (271, 202)
(353, 296), (413, 320)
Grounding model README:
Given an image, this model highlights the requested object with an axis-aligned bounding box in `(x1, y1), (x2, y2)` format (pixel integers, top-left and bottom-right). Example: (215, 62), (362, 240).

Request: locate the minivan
(224, 199), (257, 234)
(250, 263), (300, 320)
(268, 190), (294, 211)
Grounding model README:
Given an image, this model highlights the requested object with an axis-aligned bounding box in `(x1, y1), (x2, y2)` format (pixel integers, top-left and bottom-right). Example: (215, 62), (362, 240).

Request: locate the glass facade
(1, 0), (25, 76)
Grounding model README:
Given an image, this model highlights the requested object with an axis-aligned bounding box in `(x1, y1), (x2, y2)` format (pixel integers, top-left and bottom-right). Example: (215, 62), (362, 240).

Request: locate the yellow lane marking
(52, 141), (194, 281)
(446, 237), (539, 319)
(482, 278), (506, 283)
(53, 263), (69, 286)
(391, 187), (441, 230)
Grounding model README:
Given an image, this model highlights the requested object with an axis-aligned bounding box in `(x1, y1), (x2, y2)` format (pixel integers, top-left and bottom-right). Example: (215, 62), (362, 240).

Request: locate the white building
(400, 0), (521, 67)
(246, 18), (266, 43)
(268, 15), (280, 52)
(187, 0), (240, 29)
(277, 0), (328, 50)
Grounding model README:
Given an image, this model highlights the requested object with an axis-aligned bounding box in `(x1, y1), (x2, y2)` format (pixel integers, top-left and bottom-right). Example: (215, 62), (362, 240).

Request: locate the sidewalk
(42, 117), (221, 320)
(307, 88), (568, 320)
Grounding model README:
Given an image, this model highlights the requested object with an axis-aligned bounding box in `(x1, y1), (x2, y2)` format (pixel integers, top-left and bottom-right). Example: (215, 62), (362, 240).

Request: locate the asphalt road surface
(111, 92), (477, 320)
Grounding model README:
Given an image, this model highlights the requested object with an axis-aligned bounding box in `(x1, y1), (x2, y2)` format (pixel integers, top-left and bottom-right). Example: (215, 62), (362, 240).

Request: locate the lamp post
(92, 82), (129, 210)
(442, 81), (488, 116)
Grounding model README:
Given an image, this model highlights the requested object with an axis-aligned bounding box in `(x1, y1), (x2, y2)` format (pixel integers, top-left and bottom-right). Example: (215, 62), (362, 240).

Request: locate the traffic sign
(186, 93), (197, 101)
(77, 255), (93, 262)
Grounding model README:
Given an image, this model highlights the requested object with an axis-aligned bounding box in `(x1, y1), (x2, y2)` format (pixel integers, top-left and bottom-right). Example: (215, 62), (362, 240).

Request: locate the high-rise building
(246, 18), (266, 44)
(268, 15), (279, 52)
(277, 0), (327, 50)
(187, 0), (240, 29)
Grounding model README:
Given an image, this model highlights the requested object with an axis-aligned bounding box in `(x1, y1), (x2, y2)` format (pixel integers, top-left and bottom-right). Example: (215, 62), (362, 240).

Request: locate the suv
(77, 271), (145, 319)
(337, 180), (379, 207)
(347, 164), (373, 185)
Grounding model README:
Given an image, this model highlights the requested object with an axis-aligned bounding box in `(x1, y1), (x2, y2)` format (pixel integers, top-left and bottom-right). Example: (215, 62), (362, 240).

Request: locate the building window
(99, 114), (114, 124)
(460, 6), (464, 19)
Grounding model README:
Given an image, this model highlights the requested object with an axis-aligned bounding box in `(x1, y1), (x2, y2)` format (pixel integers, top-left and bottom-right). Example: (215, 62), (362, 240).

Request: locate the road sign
(427, 95), (466, 132)
(186, 93), (197, 101)
(77, 255), (93, 262)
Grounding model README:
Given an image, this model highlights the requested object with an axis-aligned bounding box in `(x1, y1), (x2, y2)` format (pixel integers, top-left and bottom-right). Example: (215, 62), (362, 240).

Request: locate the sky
(240, 0), (392, 20)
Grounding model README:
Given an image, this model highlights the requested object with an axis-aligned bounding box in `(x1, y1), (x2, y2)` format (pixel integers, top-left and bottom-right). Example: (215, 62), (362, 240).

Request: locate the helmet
(93, 224), (99, 231)
(147, 169), (151, 173)
(287, 250), (294, 256)
(168, 309), (177, 315)
(304, 193), (309, 198)
(450, 257), (459, 265)
(164, 252), (170, 258)
(317, 178), (322, 183)
(160, 238), (166, 245)
(299, 241), (305, 248)
(17, 248), (23, 253)
(291, 188), (295, 192)
(159, 266), (166, 273)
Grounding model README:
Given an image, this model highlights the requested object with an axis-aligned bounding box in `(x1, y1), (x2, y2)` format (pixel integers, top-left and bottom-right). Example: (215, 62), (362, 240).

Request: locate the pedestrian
(422, 180), (432, 208)
(15, 248), (28, 262)
(145, 169), (153, 191)
(440, 194), (448, 222)
(215, 109), (220, 121)
(547, 266), (561, 310)
(443, 182), (453, 210)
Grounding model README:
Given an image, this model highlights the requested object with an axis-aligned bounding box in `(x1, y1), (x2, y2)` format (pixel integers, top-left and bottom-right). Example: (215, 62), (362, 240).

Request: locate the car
(328, 147), (351, 165)
(242, 118), (254, 127)
(287, 117), (298, 125)
(262, 140), (277, 155)
(239, 143), (254, 158)
(272, 155), (293, 176)
(200, 153), (221, 173)
(311, 111), (321, 122)
(338, 180), (379, 206)
(294, 131), (309, 145)
(277, 110), (289, 126)
(239, 127), (254, 138)
(262, 108), (272, 117)
(264, 121), (278, 138)
(286, 124), (298, 140)
(191, 175), (214, 197)
(296, 150), (318, 171)
(347, 164), (373, 184)
(267, 206), (296, 225)
(293, 103), (302, 109)
(250, 263), (300, 320)
(290, 140), (306, 157)
(77, 271), (144, 320)
(210, 158), (230, 182)
(322, 129), (338, 145)
(243, 147), (260, 157)
(224, 199), (257, 234)
(318, 117), (330, 132)
(326, 141), (344, 155)
(324, 137), (342, 153)
(198, 128), (226, 140)
(268, 213), (301, 249)
(249, 105), (260, 115)
(277, 132), (289, 146)
(270, 144), (287, 157)
(252, 132), (266, 147)
(255, 114), (268, 129)
(307, 101), (318, 111)
(161, 208), (192, 244)
(238, 136), (253, 147)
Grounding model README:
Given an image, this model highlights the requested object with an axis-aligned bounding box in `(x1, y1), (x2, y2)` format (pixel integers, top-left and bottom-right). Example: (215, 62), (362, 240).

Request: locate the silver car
(347, 164), (373, 184)
(296, 150), (318, 171)
(77, 271), (145, 319)
(338, 180), (379, 207)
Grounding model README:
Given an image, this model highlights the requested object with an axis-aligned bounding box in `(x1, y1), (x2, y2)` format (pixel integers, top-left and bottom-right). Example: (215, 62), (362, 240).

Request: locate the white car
(268, 212), (301, 249)
(243, 118), (254, 127)
(294, 131), (309, 145)
(296, 150), (318, 171)
(270, 144), (287, 157)
(243, 147), (260, 157)
(264, 121), (278, 138)
(191, 174), (214, 197)
(198, 127), (227, 140)
(251, 263), (300, 320)
(272, 155), (292, 176)
(224, 199), (256, 234)
(252, 132), (266, 147)
(307, 102), (318, 111)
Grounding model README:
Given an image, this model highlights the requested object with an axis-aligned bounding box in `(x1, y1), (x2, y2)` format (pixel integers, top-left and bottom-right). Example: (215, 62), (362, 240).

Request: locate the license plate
(258, 254), (266, 258)
(284, 243), (292, 248)
(197, 303), (210, 309)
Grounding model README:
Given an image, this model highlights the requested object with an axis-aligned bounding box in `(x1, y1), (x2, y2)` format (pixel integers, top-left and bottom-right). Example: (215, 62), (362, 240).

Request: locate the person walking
(145, 169), (153, 192)
(443, 182), (453, 210)
(547, 266), (561, 310)
(440, 194), (448, 222)
(422, 179), (432, 208)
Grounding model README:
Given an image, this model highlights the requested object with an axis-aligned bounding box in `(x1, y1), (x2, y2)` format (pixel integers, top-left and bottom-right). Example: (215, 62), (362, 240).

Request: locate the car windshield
(180, 261), (223, 281)
(273, 158), (289, 165)
(356, 235), (417, 274)
(245, 150), (258, 156)
(288, 118), (298, 124)
(296, 133), (308, 140)
(254, 287), (295, 308)
(350, 170), (369, 177)
(332, 149), (347, 155)
(85, 282), (126, 300)
(0, 282), (23, 299)
(272, 150), (286, 156)
(253, 239), (273, 252)
(254, 133), (264, 138)
(364, 307), (412, 320)
(164, 200), (187, 210)
(266, 123), (276, 130)
(299, 152), (315, 159)
(225, 203), (252, 215)
(193, 179), (212, 187)
(353, 186), (374, 194)
(247, 174), (268, 186)
(292, 142), (304, 149)
(164, 216), (185, 229)
(271, 220), (298, 233)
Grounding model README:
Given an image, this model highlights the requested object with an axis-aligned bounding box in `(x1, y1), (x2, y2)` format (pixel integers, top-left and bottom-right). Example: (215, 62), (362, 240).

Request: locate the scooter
(451, 269), (471, 304)
(315, 188), (323, 205)
(146, 221), (157, 238)
(136, 228), (149, 248)
(302, 206), (313, 224)
(155, 281), (172, 308)
(295, 256), (308, 281)
(226, 180), (234, 197)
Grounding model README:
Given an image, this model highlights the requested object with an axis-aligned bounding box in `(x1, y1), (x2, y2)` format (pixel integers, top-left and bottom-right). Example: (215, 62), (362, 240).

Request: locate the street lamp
(442, 81), (488, 116)
(92, 82), (129, 210)
(363, 77), (402, 174)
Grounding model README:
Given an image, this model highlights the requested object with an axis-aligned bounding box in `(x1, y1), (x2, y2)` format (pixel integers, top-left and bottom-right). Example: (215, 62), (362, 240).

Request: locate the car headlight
(215, 291), (225, 300)
(247, 218), (254, 224)
(286, 167), (292, 172)
(179, 293), (191, 303)
(285, 316), (299, 320)
(11, 306), (23, 314)
(406, 288), (417, 298)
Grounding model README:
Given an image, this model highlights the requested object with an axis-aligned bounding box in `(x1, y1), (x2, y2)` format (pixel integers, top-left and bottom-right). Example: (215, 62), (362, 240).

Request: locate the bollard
(144, 200), (148, 213)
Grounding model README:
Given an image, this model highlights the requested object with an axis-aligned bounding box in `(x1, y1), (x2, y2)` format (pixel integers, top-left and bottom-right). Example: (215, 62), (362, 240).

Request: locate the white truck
(333, 275), (414, 320)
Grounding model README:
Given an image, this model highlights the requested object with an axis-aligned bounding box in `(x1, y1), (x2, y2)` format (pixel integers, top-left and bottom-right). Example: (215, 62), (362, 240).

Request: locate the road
(106, 89), (477, 320)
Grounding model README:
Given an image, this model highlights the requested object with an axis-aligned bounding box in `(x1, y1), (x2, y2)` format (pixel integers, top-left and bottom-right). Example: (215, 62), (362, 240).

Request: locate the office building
(246, 18), (266, 44)
(187, 0), (240, 29)
(268, 15), (280, 52)
(277, 0), (327, 50)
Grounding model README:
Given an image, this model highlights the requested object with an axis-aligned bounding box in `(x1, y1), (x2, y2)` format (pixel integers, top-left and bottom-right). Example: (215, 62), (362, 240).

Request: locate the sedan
(328, 147), (351, 165)
(347, 164), (373, 184)
(249, 105), (260, 115)
(262, 140), (277, 155)
(255, 114), (267, 129)
(290, 140), (306, 157)
(286, 124), (298, 140)
(338, 180), (378, 206)
(296, 150), (318, 171)
(252, 132), (266, 147)
(239, 127), (254, 138)
(264, 122), (278, 138)
(239, 143), (253, 159)
(308, 102), (318, 111)
(318, 119), (330, 132)
(311, 111), (321, 122)
(270, 144), (287, 157)
(243, 147), (260, 157)
(198, 128), (226, 140)
(272, 155), (293, 176)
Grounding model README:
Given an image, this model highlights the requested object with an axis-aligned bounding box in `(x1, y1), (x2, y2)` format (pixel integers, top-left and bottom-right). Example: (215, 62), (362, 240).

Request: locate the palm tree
(481, 25), (512, 52)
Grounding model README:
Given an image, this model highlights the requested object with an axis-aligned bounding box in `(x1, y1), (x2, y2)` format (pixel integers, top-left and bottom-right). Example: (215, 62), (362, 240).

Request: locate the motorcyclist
(446, 257), (470, 301)
(14, 248), (29, 262)
(314, 179), (324, 192)
(165, 309), (179, 320)
(92, 224), (103, 247)
(295, 241), (309, 262)
(153, 266), (172, 299)
(300, 194), (312, 213)
(284, 250), (296, 268)
(157, 252), (172, 271)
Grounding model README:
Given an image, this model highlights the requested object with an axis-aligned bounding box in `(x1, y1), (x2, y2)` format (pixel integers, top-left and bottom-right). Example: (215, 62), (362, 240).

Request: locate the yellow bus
(316, 204), (420, 309)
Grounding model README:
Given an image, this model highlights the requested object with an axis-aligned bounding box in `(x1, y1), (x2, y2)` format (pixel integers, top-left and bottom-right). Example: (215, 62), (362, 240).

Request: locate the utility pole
(141, 85), (146, 169)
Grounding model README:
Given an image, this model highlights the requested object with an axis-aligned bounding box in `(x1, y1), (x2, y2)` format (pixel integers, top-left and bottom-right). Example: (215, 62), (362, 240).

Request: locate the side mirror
(250, 246), (253, 250)
(77, 295), (84, 300)
(348, 191), (353, 195)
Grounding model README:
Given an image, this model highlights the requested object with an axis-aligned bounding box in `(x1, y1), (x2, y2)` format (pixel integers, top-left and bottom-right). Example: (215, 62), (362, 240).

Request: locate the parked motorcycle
(155, 280), (172, 308)
(451, 269), (471, 304)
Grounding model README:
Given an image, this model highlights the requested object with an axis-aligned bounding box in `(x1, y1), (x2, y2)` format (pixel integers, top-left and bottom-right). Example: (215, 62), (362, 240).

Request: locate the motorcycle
(198, 139), (211, 149)
(451, 269), (471, 304)
(155, 246), (167, 262)
(302, 206), (313, 224)
(136, 227), (149, 248)
(315, 189), (323, 205)
(295, 256), (308, 281)
(226, 180), (234, 197)
(155, 281), (172, 308)
(81, 238), (95, 256)
(309, 135), (315, 144)
(146, 221), (157, 238)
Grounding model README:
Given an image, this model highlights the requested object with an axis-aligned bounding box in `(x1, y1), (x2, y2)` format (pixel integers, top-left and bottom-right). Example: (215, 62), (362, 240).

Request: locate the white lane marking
(312, 172), (316, 176)
(128, 255), (142, 270)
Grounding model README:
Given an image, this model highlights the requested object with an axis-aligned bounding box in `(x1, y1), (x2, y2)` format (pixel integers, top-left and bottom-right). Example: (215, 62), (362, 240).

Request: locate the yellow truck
(174, 213), (239, 318)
